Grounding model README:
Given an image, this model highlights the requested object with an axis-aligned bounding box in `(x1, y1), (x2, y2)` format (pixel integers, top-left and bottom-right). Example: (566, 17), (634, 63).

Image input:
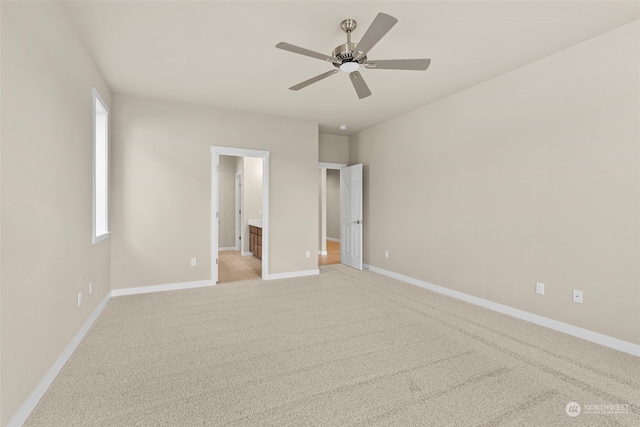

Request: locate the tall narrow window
(93, 88), (109, 243)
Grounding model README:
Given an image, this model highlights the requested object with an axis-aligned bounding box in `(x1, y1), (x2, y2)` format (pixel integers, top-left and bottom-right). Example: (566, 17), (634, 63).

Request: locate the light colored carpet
(25, 265), (640, 426)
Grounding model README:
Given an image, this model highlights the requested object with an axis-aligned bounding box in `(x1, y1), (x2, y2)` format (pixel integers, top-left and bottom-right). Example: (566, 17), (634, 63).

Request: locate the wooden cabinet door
(249, 227), (256, 256)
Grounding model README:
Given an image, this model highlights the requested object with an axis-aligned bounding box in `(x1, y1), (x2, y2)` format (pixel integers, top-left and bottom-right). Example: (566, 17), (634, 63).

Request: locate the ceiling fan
(276, 13), (431, 99)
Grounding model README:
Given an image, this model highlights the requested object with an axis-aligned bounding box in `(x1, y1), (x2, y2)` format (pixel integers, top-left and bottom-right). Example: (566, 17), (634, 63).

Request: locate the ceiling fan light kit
(276, 13), (431, 99)
(339, 62), (360, 73)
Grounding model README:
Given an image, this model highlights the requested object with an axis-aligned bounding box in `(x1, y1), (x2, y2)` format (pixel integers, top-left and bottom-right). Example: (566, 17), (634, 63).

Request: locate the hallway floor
(218, 240), (340, 284)
(218, 250), (262, 283)
(319, 240), (340, 266)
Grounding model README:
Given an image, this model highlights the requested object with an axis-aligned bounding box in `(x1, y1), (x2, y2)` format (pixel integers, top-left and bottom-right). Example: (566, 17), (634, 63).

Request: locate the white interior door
(340, 164), (363, 270)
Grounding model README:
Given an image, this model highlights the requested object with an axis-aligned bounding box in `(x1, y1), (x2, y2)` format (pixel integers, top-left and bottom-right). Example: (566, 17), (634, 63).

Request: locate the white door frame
(234, 171), (242, 251)
(318, 162), (347, 261)
(319, 162), (347, 170)
(212, 147), (269, 282)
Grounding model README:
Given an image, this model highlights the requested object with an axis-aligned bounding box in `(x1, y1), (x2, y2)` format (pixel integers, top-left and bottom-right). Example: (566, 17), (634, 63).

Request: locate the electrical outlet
(77, 292), (82, 307)
(573, 289), (583, 304)
(305, 251), (310, 258)
(89, 282), (93, 295)
(535, 282), (544, 295)
(385, 250), (389, 258)
(191, 258), (197, 267)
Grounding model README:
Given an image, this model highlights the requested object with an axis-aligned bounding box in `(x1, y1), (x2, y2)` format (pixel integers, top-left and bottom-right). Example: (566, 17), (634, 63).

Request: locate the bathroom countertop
(248, 219), (263, 228)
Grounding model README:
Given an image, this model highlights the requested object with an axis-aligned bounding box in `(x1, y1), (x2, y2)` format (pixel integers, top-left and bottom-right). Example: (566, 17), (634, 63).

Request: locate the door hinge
(216, 258), (218, 265)
(216, 212), (219, 218)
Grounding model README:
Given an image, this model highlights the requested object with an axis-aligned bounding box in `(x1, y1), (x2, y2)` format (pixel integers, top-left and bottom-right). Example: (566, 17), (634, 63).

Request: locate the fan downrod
(333, 18), (366, 68)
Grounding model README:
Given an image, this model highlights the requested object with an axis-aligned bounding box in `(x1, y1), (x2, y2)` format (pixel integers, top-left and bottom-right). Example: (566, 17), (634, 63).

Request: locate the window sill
(92, 232), (110, 244)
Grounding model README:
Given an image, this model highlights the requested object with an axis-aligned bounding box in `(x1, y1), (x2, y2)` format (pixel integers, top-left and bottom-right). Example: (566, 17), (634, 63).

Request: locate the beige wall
(219, 155), (262, 253)
(110, 93), (319, 289)
(319, 133), (349, 164)
(350, 22), (640, 345)
(241, 157), (263, 254)
(235, 157), (244, 251)
(0, 1), (112, 424)
(318, 133), (347, 249)
(218, 155), (236, 249)
(326, 169), (341, 240)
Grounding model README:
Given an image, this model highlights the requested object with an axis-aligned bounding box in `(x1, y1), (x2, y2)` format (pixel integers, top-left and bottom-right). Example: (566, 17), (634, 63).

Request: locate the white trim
(318, 162), (347, 170)
(212, 147), (269, 283)
(241, 251), (253, 257)
(264, 269), (320, 280)
(218, 247), (237, 252)
(92, 232), (110, 244)
(366, 265), (640, 357)
(212, 146), (270, 158)
(111, 279), (216, 297)
(8, 293), (111, 427)
(319, 251), (328, 256)
(235, 171), (242, 251)
(326, 237), (340, 242)
(92, 87), (110, 244)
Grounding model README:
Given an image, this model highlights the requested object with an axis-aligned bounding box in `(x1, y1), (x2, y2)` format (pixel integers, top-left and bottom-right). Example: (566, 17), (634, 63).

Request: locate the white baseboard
(326, 237), (340, 242)
(241, 251), (253, 257)
(265, 269), (319, 280)
(111, 279), (216, 297)
(9, 292), (111, 427)
(318, 251), (328, 256)
(365, 264), (640, 357)
(110, 269), (320, 291)
(218, 247), (236, 251)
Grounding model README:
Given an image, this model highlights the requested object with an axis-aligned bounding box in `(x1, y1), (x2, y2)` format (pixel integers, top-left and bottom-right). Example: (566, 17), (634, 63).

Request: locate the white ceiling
(63, 1), (639, 135)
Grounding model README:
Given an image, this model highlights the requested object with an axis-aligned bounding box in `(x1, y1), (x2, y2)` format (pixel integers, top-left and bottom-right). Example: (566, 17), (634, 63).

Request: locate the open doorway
(319, 162), (345, 266)
(212, 147), (269, 283)
(216, 155), (264, 283)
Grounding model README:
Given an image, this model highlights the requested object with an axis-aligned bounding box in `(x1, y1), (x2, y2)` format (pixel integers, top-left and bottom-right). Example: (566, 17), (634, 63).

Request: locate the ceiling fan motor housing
(332, 43), (366, 66)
